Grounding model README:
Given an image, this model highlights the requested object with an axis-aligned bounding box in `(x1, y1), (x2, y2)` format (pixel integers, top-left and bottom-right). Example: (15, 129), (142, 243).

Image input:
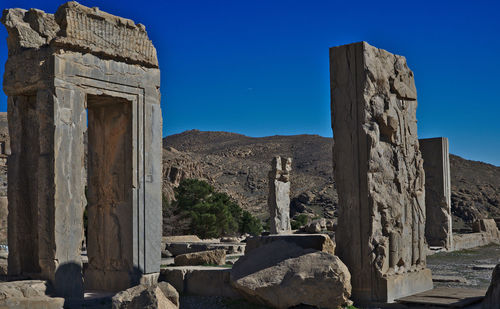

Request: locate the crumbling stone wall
(2, 1), (162, 298)
(330, 42), (432, 303)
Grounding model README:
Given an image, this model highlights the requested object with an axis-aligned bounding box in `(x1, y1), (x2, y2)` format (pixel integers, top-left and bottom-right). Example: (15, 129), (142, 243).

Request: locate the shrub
(291, 214), (309, 230)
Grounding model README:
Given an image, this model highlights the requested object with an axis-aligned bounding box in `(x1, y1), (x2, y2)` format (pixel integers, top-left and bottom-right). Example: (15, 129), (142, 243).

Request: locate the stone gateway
(330, 41), (433, 303)
(2, 1), (162, 299)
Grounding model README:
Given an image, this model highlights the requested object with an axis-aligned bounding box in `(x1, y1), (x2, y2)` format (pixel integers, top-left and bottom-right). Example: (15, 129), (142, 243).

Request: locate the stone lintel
(1, 1), (158, 68)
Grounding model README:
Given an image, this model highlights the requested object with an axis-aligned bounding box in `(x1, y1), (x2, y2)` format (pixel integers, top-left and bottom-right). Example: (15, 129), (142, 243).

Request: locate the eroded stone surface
(330, 41), (432, 303)
(245, 234), (335, 255)
(174, 249), (226, 266)
(2, 2), (158, 67)
(111, 283), (178, 309)
(2, 1), (162, 298)
(230, 240), (351, 309)
(268, 156), (292, 234)
(420, 137), (453, 249)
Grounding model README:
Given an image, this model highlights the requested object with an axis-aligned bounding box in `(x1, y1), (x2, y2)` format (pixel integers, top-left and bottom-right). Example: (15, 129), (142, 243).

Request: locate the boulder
(158, 282), (179, 307)
(112, 283), (178, 309)
(245, 234), (335, 255)
(174, 249), (226, 266)
(483, 264), (500, 309)
(0, 280), (64, 309)
(230, 240), (351, 309)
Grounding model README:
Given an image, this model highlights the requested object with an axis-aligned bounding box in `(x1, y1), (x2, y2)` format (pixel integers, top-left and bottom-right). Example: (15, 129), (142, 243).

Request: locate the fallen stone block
(231, 240), (351, 309)
(0, 280), (64, 309)
(0, 296), (65, 309)
(245, 234), (335, 255)
(166, 242), (244, 256)
(112, 283), (179, 309)
(163, 235), (201, 243)
(159, 266), (240, 299)
(174, 249), (226, 266)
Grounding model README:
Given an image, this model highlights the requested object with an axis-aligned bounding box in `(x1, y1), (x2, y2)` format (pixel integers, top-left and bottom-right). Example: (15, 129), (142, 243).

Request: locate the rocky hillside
(163, 130), (500, 231)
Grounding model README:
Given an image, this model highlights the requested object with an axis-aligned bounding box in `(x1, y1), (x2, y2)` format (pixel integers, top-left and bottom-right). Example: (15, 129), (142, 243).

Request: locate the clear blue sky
(1, 0), (499, 166)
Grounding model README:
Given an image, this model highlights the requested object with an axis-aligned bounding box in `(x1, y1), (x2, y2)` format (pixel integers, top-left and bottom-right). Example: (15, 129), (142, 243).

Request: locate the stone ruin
(1, 1), (162, 300)
(420, 137), (453, 249)
(268, 156), (292, 234)
(0, 113), (7, 246)
(330, 42), (433, 303)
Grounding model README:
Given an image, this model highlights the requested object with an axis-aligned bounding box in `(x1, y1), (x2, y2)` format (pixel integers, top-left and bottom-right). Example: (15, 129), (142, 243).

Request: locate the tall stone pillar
(420, 137), (452, 249)
(2, 1), (162, 298)
(330, 42), (433, 303)
(268, 156), (292, 234)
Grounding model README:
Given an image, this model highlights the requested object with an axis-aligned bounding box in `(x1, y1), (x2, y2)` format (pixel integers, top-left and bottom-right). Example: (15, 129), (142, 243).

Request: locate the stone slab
(397, 287), (486, 307)
(159, 266), (239, 299)
(166, 242), (244, 256)
(244, 234), (335, 255)
(0, 296), (65, 309)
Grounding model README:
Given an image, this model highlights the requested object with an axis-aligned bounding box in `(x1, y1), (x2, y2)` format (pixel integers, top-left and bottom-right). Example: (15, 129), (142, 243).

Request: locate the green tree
(173, 179), (262, 238)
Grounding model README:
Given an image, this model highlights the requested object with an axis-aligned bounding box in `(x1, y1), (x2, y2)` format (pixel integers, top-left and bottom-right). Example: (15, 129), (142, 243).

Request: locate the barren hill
(162, 130), (500, 230)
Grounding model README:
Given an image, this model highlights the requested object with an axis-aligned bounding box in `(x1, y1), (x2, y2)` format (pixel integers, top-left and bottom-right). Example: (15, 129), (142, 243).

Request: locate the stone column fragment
(268, 156), (292, 234)
(420, 137), (452, 249)
(330, 41), (433, 303)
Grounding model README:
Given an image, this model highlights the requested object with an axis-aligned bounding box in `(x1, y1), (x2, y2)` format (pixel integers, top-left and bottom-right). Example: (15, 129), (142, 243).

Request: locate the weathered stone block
(245, 234), (335, 255)
(420, 137), (452, 249)
(330, 41), (432, 303)
(159, 266), (240, 299)
(174, 249), (226, 266)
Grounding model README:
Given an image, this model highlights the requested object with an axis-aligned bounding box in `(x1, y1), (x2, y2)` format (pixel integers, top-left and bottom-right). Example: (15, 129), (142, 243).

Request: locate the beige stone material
(163, 235), (201, 243)
(268, 156), (292, 234)
(230, 240), (351, 309)
(2, 1), (158, 67)
(160, 266), (239, 298)
(2, 1), (162, 298)
(473, 219), (500, 238)
(111, 283), (178, 309)
(420, 137), (453, 249)
(174, 249), (226, 266)
(330, 41), (432, 303)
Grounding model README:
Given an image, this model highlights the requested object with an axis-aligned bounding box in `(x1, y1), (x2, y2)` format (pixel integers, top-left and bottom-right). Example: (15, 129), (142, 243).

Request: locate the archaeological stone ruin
(268, 156), (292, 234)
(330, 41), (433, 303)
(420, 137), (453, 249)
(1, 1), (162, 299)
